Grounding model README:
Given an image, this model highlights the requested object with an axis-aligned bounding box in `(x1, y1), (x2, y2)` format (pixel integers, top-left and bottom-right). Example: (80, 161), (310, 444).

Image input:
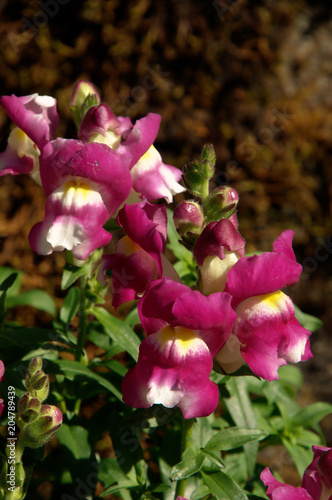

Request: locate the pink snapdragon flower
(0, 93), (59, 182)
(0, 93), (59, 150)
(78, 103), (185, 202)
(122, 277), (236, 419)
(101, 199), (167, 308)
(28, 139), (132, 260)
(195, 223), (312, 380)
(261, 447), (332, 500)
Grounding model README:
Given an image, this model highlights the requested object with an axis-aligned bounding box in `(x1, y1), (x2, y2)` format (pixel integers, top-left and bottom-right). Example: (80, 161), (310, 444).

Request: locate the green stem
(75, 275), (87, 363)
(174, 418), (195, 499)
(5, 434), (26, 500)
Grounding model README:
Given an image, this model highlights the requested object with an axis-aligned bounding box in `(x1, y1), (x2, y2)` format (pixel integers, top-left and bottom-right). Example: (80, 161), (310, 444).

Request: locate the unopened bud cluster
(17, 358), (62, 448)
(174, 145), (239, 248)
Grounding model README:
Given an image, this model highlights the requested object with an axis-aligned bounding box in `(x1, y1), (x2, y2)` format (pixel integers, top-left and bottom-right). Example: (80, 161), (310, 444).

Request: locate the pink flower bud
(23, 405), (63, 448)
(78, 104), (122, 149)
(205, 186), (239, 223)
(174, 201), (204, 232)
(70, 80), (100, 108)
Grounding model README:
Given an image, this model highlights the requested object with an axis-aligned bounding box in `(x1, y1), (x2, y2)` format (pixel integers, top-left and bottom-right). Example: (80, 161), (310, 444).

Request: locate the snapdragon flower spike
(29, 138), (132, 260)
(0, 93), (59, 150)
(194, 218), (246, 295)
(122, 278), (236, 419)
(0, 128), (41, 182)
(101, 199), (167, 308)
(302, 446), (332, 500)
(215, 230), (312, 380)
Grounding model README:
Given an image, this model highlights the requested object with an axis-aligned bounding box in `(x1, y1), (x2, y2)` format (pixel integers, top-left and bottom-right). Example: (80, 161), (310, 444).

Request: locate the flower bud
(25, 368), (50, 402)
(183, 145), (216, 198)
(23, 405), (63, 448)
(17, 393), (42, 425)
(78, 104), (121, 149)
(27, 357), (43, 376)
(173, 200), (204, 247)
(204, 186), (239, 223)
(70, 80), (101, 129)
(70, 80), (100, 109)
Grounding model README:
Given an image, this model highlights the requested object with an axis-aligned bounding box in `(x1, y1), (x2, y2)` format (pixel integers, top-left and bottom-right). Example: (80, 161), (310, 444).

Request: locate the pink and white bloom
(78, 104), (185, 202)
(101, 199), (167, 308)
(213, 230), (312, 380)
(122, 278), (236, 419)
(0, 93), (59, 150)
(29, 139), (132, 260)
(261, 447), (332, 500)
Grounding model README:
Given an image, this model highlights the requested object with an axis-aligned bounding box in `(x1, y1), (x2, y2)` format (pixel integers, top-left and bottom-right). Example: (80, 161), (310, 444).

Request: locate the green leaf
(0, 267), (22, 296)
(170, 447), (205, 481)
(290, 402), (332, 428)
(56, 424), (91, 460)
(201, 470), (249, 500)
(204, 427), (267, 452)
(60, 286), (80, 325)
(201, 448), (225, 467)
(125, 306), (140, 328)
(5, 289), (57, 317)
(61, 263), (90, 290)
(46, 359), (122, 400)
(101, 480), (138, 496)
(294, 304), (323, 332)
(190, 484), (212, 500)
(92, 307), (140, 361)
(224, 378), (258, 478)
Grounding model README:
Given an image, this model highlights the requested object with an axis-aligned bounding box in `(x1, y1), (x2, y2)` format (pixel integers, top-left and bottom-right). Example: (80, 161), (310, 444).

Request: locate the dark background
(0, 0), (331, 441)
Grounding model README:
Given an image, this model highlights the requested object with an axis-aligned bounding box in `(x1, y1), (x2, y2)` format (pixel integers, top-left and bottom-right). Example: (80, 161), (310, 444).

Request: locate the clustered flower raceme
(0, 81), (184, 260)
(0, 82), (313, 423)
(261, 446), (332, 500)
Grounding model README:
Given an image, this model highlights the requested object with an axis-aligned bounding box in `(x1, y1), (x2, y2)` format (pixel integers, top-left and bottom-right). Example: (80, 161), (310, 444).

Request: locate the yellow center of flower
(156, 325), (200, 354)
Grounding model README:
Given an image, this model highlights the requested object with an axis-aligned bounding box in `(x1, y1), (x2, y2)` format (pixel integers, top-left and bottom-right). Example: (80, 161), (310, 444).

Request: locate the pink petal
(261, 468), (313, 500)
(0, 93), (58, 149)
(116, 200), (167, 275)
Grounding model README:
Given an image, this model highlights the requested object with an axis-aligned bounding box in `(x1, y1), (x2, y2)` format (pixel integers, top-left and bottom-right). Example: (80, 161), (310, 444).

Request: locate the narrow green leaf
(47, 359), (122, 400)
(60, 286), (80, 325)
(225, 378), (258, 477)
(201, 470), (249, 500)
(201, 448), (225, 467)
(6, 289), (57, 317)
(170, 448), (205, 481)
(204, 428), (267, 452)
(0, 327), (67, 348)
(101, 480), (138, 496)
(291, 402), (332, 428)
(92, 307), (140, 361)
(0, 267), (22, 295)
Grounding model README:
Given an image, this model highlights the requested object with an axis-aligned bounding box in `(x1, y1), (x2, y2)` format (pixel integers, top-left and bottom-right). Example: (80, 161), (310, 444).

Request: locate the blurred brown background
(0, 0), (331, 434)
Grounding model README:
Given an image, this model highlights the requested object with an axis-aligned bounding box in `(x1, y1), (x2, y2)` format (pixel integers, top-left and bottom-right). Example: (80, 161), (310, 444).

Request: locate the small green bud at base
(27, 357), (43, 376)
